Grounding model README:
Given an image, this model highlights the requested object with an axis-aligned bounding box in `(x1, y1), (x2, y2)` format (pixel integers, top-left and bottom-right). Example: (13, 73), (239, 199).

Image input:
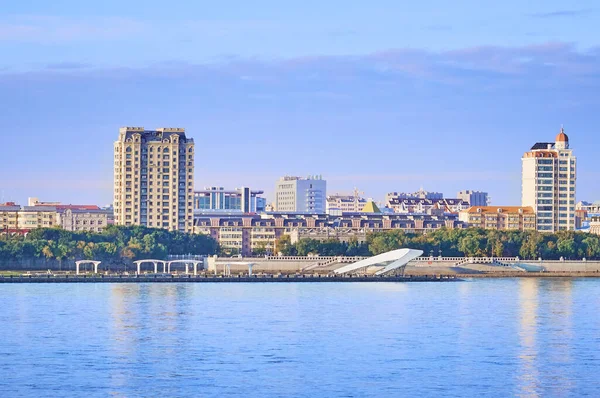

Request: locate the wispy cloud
(46, 62), (91, 70)
(527, 9), (593, 18)
(0, 15), (145, 43)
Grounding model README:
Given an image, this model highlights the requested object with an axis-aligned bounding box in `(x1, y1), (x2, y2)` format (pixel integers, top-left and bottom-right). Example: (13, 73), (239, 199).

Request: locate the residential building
(326, 189), (367, 215)
(522, 128), (577, 232)
(29, 198), (111, 232)
(590, 216), (600, 236)
(385, 196), (470, 214)
(194, 187), (266, 213)
(194, 212), (466, 256)
(56, 206), (110, 233)
(576, 201), (600, 216)
(0, 203), (21, 233)
(459, 206), (536, 231)
(114, 127), (194, 232)
(457, 190), (489, 207)
(275, 175), (326, 213)
(17, 206), (57, 230)
(386, 189), (443, 201)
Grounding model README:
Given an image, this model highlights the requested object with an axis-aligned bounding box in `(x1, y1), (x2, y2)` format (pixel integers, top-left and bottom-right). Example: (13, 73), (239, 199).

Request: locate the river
(1, 279), (599, 397)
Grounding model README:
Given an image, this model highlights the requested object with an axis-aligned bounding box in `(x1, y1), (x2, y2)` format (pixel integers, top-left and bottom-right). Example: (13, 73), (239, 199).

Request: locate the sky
(1, 0), (599, 206)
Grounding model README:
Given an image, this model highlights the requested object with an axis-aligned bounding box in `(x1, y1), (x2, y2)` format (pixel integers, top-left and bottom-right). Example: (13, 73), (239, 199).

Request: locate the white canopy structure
(334, 248), (423, 276)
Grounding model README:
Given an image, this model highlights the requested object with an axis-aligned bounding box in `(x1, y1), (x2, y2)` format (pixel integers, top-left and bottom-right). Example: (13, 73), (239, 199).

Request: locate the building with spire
(522, 127), (577, 232)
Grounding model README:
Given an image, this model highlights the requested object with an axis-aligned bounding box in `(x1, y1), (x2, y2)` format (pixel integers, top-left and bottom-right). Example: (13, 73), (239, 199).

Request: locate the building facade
(457, 190), (489, 207)
(459, 206), (536, 231)
(385, 196), (470, 214)
(590, 216), (600, 236)
(114, 127), (194, 232)
(522, 128), (577, 232)
(56, 206), (110, 233)
(194, 187), (266, 213)
(194, 212), (466, 256)
(326, 192), (367, 215)
(386, 189), (443, 201)
(275, 175), (326, 213)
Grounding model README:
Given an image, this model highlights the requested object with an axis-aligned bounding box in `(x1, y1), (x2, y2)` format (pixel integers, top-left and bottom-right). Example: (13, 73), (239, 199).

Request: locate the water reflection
(518, 278), (539, 397)
(542, 279), (574, 395)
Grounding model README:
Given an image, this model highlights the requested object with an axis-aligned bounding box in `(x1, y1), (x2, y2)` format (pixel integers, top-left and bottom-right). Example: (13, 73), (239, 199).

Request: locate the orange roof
(463, 206), (535, 214)
(556, 128), (569, 142)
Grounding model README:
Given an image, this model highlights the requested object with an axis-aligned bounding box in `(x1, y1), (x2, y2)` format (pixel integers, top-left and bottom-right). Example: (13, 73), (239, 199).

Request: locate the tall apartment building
(275, 175), (326, 213)
(457, 190), (489, 207)
(522, 128), (576, 232)
(114, 127), (194, 232)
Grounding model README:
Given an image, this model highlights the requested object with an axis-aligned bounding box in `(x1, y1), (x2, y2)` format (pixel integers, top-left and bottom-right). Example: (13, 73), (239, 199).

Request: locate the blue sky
(0, 1), (599, 206)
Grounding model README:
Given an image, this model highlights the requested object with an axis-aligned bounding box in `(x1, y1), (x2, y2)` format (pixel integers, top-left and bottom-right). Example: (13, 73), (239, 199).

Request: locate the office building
(114, 127), (194, 232)
(275, 175), (326, 213)
(457, 190), (489, 207)
(194, 187), (266, 213)
(459, 206), (536, 231)
(522, 128), (577, 232)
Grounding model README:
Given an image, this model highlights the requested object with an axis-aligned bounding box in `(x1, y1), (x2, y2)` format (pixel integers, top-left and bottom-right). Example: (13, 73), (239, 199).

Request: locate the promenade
(0, 274), (457, 283)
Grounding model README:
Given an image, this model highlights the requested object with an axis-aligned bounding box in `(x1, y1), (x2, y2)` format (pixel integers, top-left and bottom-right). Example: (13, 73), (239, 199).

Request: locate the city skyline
(1, 2), (599, 205)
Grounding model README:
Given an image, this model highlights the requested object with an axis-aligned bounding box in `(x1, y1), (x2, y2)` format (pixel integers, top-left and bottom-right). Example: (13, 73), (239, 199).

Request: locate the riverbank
(0, 274), (457, 283)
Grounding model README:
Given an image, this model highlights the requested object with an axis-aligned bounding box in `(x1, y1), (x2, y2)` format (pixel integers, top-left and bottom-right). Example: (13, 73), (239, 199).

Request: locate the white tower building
(522, 128), (576, 232)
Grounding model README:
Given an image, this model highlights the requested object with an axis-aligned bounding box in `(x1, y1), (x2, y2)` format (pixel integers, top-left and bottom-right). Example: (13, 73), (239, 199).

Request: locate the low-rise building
(386, 196), (470, 214)
(326, 191), (367, 215)
(386, 189), (443, 201)
(0, 203), (21, 233)
(590, 216), (600, 236)
(56, 205), (110, 233)
(194, 212), (466, 256)
(18, 206), (57, 230)
(459, 206), (536, 231)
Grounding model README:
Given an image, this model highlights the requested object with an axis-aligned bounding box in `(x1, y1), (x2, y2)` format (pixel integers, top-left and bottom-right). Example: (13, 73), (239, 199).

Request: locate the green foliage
(282, 229), (600, 260)
(0, 226), (218, 264)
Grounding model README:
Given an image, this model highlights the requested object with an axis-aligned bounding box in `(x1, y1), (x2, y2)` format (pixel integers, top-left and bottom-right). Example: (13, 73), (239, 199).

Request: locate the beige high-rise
(114, 127), (194, 232)
(522, 128), (576, 232)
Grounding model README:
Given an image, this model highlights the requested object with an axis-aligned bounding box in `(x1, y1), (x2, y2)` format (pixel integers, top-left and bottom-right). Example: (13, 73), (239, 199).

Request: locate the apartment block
(114, 127), (194, 232)
(522, 128), (576, 232)
(459, 206), (536, 231)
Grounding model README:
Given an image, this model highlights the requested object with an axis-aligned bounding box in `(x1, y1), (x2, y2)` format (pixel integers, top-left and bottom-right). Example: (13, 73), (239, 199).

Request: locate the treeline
(276, 229), (600, 260)
(0, 226), (218, 264)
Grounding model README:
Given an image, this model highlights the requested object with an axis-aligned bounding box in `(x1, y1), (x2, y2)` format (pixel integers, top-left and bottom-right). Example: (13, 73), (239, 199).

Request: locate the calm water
(1, 279), (600, 397)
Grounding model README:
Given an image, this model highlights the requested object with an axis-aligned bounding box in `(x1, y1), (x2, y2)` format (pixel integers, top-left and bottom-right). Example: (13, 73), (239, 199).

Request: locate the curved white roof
(334, 248), (423, 275)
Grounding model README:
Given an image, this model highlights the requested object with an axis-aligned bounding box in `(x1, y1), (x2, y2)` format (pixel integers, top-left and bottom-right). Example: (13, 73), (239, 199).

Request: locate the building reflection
(542, 279), (574, 395)
(517, 278), (540, 397)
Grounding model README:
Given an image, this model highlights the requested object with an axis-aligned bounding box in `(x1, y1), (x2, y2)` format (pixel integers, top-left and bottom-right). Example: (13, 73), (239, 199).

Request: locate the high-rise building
(522, 128), (576, 232)
(457, 190), (489, 207)
(114, 127), (194, 232)
(194, 187), (266, 213)
(275, 175), (326, 213)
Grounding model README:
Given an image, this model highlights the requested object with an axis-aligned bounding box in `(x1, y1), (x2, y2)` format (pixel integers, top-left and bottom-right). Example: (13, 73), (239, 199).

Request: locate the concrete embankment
(0, 275), (457, 284)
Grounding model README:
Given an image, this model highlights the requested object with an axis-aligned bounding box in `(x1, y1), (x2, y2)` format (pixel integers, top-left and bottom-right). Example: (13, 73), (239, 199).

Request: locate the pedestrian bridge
(334, 249), (424, 276)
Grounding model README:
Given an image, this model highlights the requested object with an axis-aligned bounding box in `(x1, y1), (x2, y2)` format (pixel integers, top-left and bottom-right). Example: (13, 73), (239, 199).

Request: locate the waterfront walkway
(0, 274), (458, 284)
